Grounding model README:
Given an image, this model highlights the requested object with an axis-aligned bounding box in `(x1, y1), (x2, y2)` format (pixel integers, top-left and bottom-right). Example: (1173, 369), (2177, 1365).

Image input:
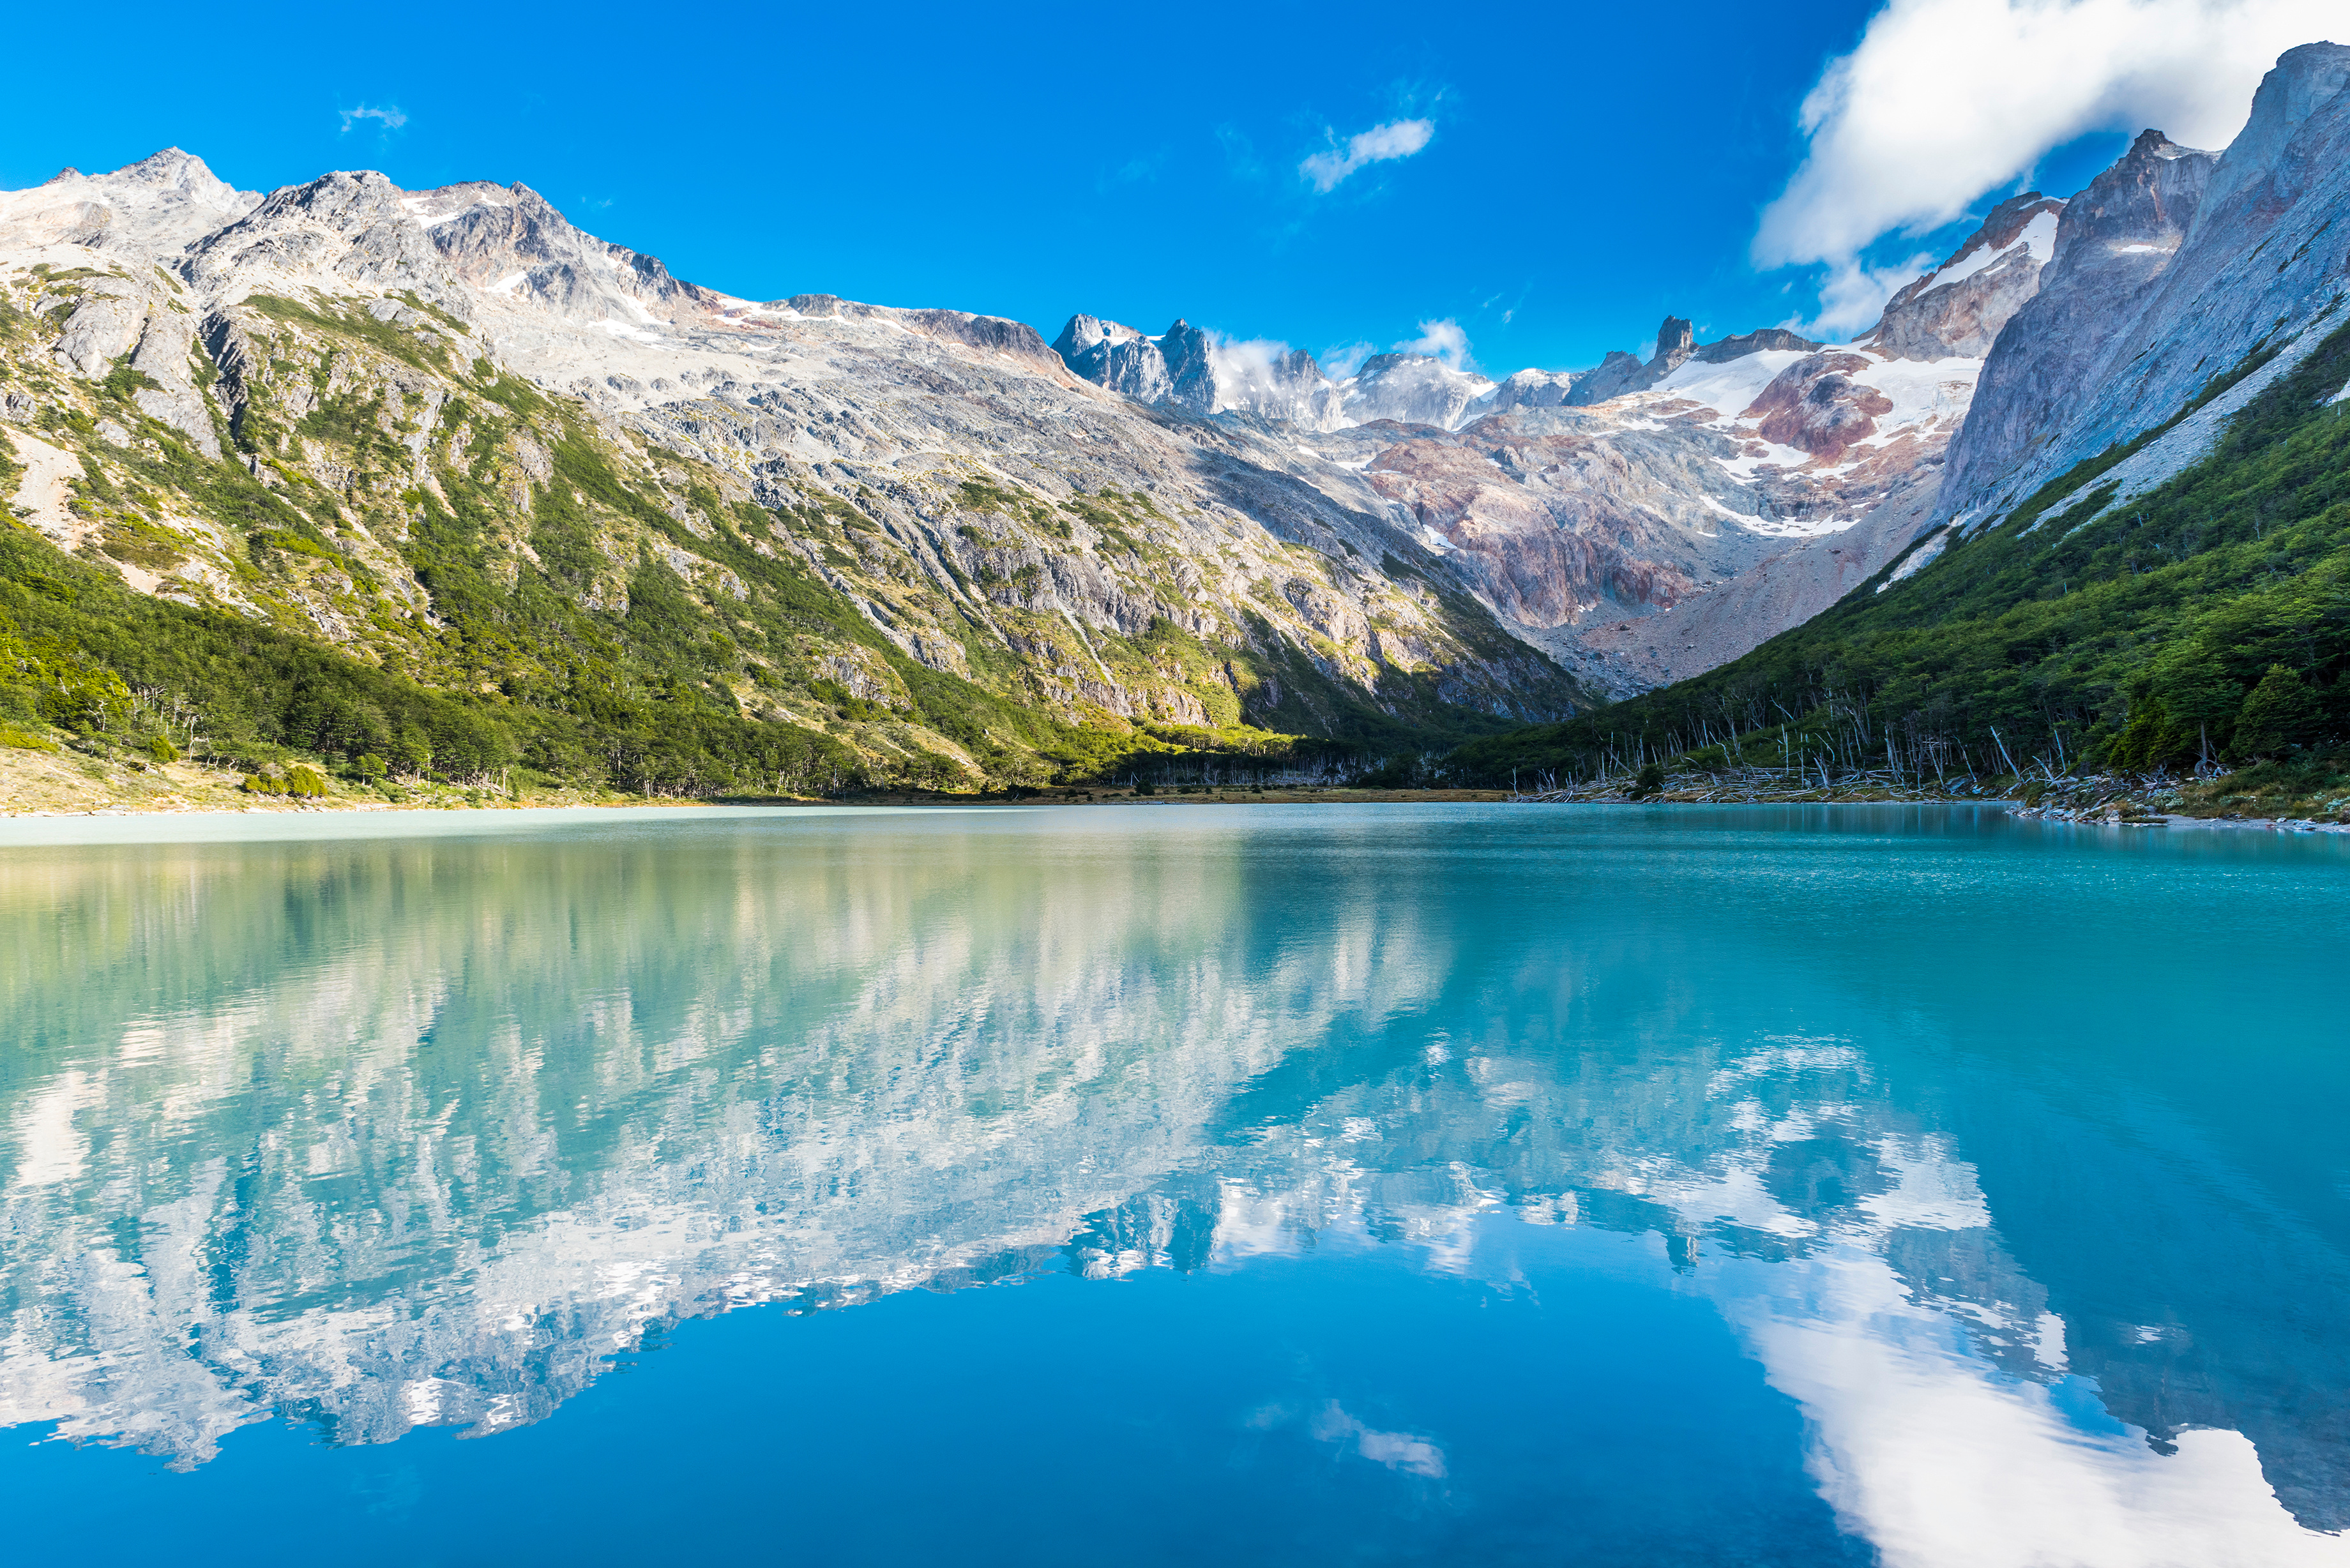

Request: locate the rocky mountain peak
(2202, 40), (2350, 217)
(1863, 192), (2066, 360)
(1483, 367), (1582, 409)
(1692, 328), (1820, 365)
(114, 147), (237, 197)
(0, 147), (260, 258)
(1655, 315), (1695, 364)
(1342, 352), (1493, 428)
(2068, 129), (2216, 249)
(1565, 315), (1697, 404)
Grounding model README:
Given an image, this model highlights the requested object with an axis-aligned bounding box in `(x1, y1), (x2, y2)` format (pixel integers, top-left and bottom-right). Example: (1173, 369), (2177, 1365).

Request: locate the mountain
(1450, 41), (2350, 797)
(0, 155), (1584, 796)
(8, 41), (2343, 804)
(1058, 221), (2045, 698)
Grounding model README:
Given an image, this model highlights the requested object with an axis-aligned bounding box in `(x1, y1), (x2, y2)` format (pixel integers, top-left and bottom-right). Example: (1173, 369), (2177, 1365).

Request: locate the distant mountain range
(2, 41), (2346, 793)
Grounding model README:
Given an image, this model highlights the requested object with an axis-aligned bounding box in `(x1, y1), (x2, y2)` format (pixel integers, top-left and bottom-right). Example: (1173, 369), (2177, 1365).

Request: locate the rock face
(1747, 353), (1897, 464)
(1940, 43), (2350, 532)
(1051, 315), (1172, 404)
(1865, 193), (2066, 361)
(1934, 136), (2218, 523)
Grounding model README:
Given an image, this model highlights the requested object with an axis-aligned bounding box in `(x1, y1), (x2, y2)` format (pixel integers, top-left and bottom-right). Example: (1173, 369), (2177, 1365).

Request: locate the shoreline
(1, 744), (2339, 834)
(1, 793), (2339, 839)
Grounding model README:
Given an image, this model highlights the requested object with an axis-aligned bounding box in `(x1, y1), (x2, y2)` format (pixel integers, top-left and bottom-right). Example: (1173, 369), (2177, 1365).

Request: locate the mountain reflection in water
(1, 805), (2345, 1567)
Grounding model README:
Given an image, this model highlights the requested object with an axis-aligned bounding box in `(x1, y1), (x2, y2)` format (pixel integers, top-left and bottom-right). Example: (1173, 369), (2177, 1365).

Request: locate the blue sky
(0, 1), (2328, 377)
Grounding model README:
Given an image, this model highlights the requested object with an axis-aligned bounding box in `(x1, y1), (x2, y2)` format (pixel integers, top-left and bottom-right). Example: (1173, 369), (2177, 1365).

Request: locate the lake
(1, 803), (2345, 1566)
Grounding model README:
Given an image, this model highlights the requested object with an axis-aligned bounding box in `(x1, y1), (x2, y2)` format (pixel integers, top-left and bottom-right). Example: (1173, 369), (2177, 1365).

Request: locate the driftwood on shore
(1507, 766), (2350, 833)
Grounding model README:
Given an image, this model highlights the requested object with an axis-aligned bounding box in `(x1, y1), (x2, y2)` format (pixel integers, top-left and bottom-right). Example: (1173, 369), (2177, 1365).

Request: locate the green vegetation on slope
(0, 276), (1545, 797)
(1446, 316), (2350, 794)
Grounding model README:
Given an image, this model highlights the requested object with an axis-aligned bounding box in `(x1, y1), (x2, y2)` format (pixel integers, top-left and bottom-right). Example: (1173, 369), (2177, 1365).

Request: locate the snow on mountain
(1054, 224), (2027, 695)
(1342, 352), (1494, 428)
(1863, 193), (2068, 363)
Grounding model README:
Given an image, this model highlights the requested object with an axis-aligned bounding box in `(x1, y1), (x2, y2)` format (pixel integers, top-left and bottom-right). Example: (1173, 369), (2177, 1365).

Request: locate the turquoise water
(1, 803), (2346, 1566)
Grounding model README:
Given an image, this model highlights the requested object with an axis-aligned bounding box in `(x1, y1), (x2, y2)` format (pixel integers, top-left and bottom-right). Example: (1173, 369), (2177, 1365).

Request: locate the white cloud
(338, 104), (409, 134)
(1300, 118), (1435, 192)
(1787, 251), (1937, 339)
(1320, 340), (1376, 378)
(1203, 333), (1299, 404)
(1400, 317), (1471, 370)
(1755, 0), (2344, 271)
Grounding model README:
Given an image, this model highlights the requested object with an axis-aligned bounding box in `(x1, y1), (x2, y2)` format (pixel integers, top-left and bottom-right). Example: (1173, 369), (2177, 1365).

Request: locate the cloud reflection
(0, 811), (2342, 1565)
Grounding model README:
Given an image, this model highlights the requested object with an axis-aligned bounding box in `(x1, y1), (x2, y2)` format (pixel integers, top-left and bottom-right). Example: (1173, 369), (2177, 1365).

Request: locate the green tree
(2231, 665), (2323, 758)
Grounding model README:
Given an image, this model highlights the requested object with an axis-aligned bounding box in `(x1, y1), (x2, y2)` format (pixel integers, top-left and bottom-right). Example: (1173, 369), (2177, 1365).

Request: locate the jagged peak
(1653, 315), (1694, 363)
(116, 147), (226, 188)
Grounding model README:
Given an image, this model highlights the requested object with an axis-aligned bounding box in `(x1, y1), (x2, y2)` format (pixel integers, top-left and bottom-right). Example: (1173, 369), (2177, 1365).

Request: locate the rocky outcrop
(49, 282), (144, 375)
(1943, 41), (2350, 531)
(1934, 130), (2222, 525)
(1051, 315), (1172, 403)
(1747, 352), (1897, 463)
(1866, 193), (2065, 361)
(1567, 316), (1695, 405)
(126, 303), (220, 458)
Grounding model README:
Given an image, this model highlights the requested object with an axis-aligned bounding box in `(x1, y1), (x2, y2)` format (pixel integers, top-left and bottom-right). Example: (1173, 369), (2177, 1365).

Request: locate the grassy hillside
(1446, 317), (2350, 805)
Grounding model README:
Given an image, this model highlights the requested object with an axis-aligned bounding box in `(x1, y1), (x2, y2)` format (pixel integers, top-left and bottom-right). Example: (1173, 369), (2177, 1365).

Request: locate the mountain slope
(1446, 43), (2350, 799)
(1448, 310), (2350, 790)
(0, 154), (1584, 795)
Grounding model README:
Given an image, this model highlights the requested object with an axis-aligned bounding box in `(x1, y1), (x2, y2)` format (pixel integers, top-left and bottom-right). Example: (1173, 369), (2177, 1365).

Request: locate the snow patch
(1715, 440), (1815, 479)
(1743, 512), (1857, 539)
(1918, 210), (2058, 294)
(2017, 209), (2058, 263)
(1645, 349), (1810, 423)
(1848, 354), (1981, 433)
(1881, 524), (1954, 590)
